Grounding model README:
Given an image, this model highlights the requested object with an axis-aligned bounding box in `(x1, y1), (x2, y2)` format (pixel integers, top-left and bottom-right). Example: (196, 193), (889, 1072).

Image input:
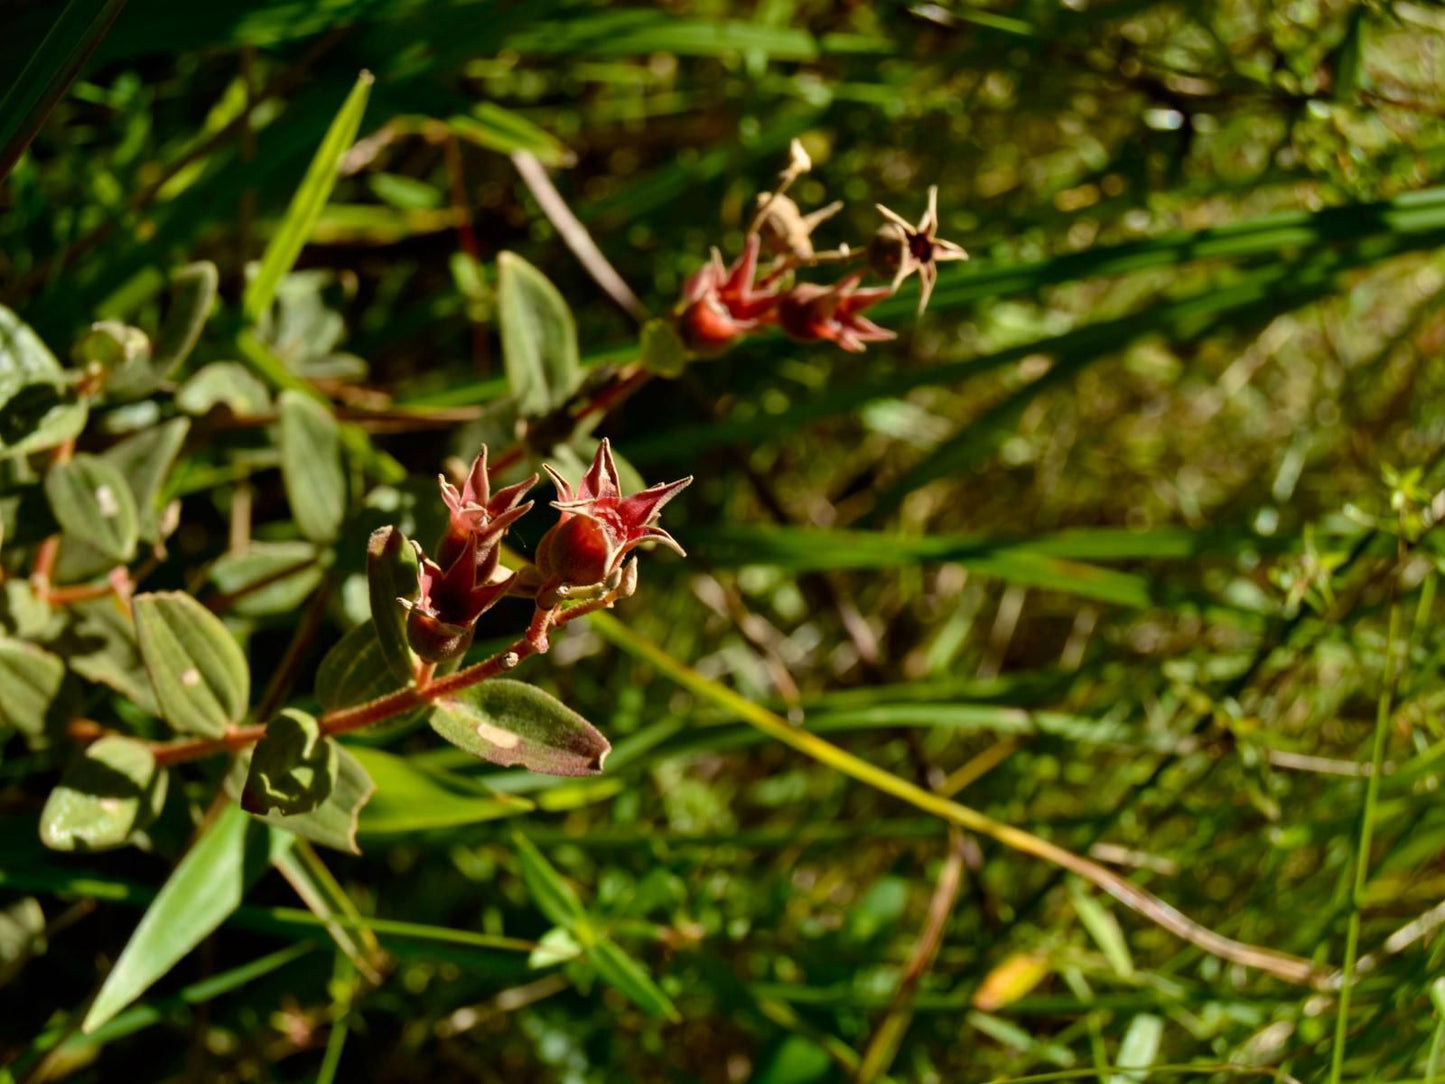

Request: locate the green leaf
(0, 305), (87, 459)
(71, 320), (150, 379)
(243, 71), (374, 322)
(83, 802), (291, 1033)
(352, 746), (531, 836)
(511, 834), (676, 1018)
(57, 596), (157, 713)
(448, 104), (571, 166)
(0, 638), (70, 744)
(208, 542), (322, 616)
(429, 679), (610, 777)
(316, 619), (406, 711)
(503, 13), (830, 60)
(0, 897), (46, 987)
(496, 251), (582, 417)
(0, 0), (125, 181)
(528, 926), (582, 968)
(366, 525), (418, 686)
(639, 318), (687, 377)
(1108, 1013), (1164, 1084)
(279, 390), (347, 543)
(240, 745), (375, 855)
(511, 832), (587, 930)
(587, 938), (679, 1021)
(175, 361), (271, 417)
(153, 261), (219, 377)
(693, 525), (1156, 609)
(133, 591), (249, 738)
(99, 416), (190, 543)
(44, 453), (139, 563)
(1333, 6), (1366, 102)
(1070, 881), (1134, 979)
(243, 709), (338, 816)
(39, 736), (167, 852)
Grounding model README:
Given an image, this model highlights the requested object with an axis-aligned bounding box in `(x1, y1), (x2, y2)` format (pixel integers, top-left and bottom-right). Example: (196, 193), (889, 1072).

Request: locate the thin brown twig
(511, 150), (651, 325)
(254, 577), (333, 721)
(856, 830), (970, 1083)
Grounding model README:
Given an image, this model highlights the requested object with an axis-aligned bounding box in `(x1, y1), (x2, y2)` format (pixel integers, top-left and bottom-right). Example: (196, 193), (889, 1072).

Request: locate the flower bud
(531, 441), (690, 608)
(679, 298), (746, 356)
(535, 514), (615, 593)
(777, 273), (896, 353)
(403, 604), (476, 663)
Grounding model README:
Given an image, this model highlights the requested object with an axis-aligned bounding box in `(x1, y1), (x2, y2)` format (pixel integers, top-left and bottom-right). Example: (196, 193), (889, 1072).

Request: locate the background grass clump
(3, 1), (1445, 1081)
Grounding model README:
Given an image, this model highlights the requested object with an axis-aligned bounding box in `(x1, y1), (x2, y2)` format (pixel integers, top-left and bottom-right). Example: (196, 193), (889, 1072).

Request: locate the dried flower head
(435, 446), (536, 572)
(777, 273), (896, 353)
(403, 544), (516, 662)
(534, 439), (691, 603)
(754, 193), (845, 260)
(399, 445), (535, 662)
(869, 185), (968, 316)
(679, 234), (780, 354)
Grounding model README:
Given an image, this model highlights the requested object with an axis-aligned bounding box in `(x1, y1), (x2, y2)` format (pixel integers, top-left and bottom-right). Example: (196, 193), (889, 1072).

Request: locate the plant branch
(145, 592), (613, 767)
(588, 611), (1324, 986)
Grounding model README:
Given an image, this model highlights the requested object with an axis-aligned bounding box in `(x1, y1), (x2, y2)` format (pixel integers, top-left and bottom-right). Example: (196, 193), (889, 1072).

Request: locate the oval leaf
(430, 679), (610, 777)
(0, 637), (69, 745)
(176, 361), (271, 418)
(0, 305), (87, 459)
(234, 744), (375, 855)
(99, 416), (190, 543)
(279, 390), (346, 543)
(39, 736), (166, 852)
(243, 709), (338, 816)
(208, 541), (321, 617)
(59, 596), (158, 715)
(497, 251), (582, 418)
(44, 453), (138, 562)
(317, 618), (405, 711)
(366, 525), (418, 686)
(154, 260), (219, 377)
(133, 591), (249, 737)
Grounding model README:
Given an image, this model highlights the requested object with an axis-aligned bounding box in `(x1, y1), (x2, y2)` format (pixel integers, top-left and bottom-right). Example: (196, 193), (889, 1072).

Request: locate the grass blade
(0, 0), (126, 181)
(243, 70), (373, 323)
(83, 803), (291, 1032)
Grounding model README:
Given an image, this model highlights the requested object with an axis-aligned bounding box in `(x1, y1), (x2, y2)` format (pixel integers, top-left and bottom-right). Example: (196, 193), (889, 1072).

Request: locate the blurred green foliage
(5, 1), (1445, 1082)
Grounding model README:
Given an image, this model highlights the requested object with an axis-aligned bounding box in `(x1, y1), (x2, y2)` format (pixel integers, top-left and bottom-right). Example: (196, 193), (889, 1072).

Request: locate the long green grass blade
(83, 804), (292, 1032)
(0, 0), (126, 181)
(243, 70), (373, 322)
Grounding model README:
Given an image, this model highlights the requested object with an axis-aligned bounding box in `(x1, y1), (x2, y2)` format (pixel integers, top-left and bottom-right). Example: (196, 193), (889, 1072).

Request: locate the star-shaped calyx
(870, 185), (968, 316)
(535, 439), (692, 596)
(777, 273), (896, 353)
(435, 446), (537, 572)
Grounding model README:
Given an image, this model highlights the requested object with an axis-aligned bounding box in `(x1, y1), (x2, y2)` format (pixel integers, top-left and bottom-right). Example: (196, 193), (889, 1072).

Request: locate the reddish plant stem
(147, 596), (614, 768)
(574, 364), (650, 425)
(43, 578), (113, 605)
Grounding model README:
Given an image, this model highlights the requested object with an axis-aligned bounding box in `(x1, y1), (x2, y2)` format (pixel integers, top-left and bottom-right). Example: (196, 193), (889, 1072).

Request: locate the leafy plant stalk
(144, 586), (624, 767)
